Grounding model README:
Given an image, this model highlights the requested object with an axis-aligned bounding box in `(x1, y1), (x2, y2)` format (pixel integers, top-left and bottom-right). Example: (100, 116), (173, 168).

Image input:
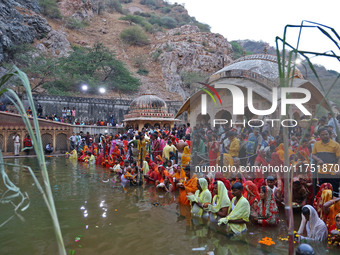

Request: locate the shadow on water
(0, 157), (337, 255)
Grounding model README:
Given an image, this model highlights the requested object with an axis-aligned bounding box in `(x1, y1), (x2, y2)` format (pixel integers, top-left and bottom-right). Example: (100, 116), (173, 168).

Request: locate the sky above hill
(169, 0), (340, 72)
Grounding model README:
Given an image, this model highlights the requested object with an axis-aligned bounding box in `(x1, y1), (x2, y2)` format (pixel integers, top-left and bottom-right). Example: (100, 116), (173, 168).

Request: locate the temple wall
(21, 94), (184, 124)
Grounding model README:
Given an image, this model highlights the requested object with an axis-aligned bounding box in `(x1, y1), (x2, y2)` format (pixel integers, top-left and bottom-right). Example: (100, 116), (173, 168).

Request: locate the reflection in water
(0, 157), (337, 255)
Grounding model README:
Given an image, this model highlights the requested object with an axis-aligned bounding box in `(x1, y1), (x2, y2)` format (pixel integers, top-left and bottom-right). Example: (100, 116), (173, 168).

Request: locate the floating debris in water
(102, 179), (110, 183)
(258, 237), (275, 246)
(74, 235), (83, 243)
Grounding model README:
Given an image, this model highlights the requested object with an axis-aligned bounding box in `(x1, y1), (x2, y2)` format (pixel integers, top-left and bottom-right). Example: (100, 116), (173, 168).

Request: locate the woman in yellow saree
(207, 180), (230, 223)
(137, 133), (150, 161)
(187, 178), (212, 218)
(181, 145), (191, 167)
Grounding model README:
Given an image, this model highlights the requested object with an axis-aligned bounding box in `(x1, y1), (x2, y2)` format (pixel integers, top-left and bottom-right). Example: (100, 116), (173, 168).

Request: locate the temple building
(176, 54), (338, 134)
(123, 92), (180, 130)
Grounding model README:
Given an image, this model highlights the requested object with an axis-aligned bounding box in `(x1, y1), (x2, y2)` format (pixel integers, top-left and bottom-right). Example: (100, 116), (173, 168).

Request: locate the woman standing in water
(254, 186), (278, 226)
(206, 181), (230, 223)
(297, 205), (328, 242)
(187, 178), (211, 218)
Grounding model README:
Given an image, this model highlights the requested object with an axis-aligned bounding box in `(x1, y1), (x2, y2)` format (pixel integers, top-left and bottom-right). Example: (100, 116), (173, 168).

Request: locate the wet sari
(297, 205), (328, 241)
(179, 175), (198, 206)
(208, 181), (230, 220)
(313, 183), (333, 216)
(257, 186), (278, 226)
(187, 178), (212, 217)
(319, 190), (340, 230)
(243, 181), (260, 218)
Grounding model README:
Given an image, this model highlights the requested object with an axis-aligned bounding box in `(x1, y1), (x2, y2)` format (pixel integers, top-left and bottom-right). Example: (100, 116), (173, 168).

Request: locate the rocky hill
(0, 0), (233, 101)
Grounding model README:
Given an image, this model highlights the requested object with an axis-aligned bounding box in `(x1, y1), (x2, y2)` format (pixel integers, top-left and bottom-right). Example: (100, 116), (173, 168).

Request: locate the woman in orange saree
(177, 166), (198, 206)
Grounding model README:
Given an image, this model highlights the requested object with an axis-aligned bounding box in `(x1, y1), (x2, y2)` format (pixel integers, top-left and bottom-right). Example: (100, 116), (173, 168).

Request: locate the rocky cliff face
(1, 1), (234, 101)
(59, 0), (94, 22)
(0, 0), (72, 62)
(152, 25), (233, 99)
(0, 0), (47, 61)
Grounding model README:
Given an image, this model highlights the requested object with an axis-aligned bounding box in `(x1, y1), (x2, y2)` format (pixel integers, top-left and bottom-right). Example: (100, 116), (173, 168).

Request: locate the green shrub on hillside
(230, 41), (250, 60)
(159, 16), (177, 29)
(65, 17), (89, 30)
(195, 22), (211, 32)
(38, 0), (62, 19)
(106, 0), (125, 14)
(180, 71), (208, 88)
(140, 0), (157, 7)
(14, 43), (140, 93)
(120, 26), (150, 46)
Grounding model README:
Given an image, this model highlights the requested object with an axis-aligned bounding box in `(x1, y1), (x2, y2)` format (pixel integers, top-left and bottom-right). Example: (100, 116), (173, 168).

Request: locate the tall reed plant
(0, 66), (66, 255)
(276, 21), (340, 255)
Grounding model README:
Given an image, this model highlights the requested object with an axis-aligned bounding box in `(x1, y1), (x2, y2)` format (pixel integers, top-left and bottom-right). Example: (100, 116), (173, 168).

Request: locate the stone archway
(215, 110), (232, 122)
(42, 133), (53, 149)
(56, 133), (67, 152)
(196, 113), (210, 126)
(7, 133), (16, 153)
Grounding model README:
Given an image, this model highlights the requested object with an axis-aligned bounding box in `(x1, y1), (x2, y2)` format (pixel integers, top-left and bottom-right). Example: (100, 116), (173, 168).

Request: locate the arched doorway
(215, 110), (231, 121)
(196, 113), (210, 126)
(42, 133), (53, 149)
(56, 133), (67, 152)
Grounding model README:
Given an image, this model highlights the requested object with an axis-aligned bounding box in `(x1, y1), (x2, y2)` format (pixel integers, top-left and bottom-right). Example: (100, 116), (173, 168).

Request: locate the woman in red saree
(313, 183), (333, 216)
(112, 146), (121, 160)
(243, 180), (260, 219)
(255, 186), (278, 226)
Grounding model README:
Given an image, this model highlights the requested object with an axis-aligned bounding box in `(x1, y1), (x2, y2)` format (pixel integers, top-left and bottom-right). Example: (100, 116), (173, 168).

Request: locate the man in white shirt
(12, 133), (20, 156)
(69, 132), (77, 150)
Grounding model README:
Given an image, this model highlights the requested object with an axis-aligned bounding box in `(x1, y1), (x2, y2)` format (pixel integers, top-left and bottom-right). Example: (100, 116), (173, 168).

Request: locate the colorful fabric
(275, 143), (294, 161)
(243, 181), (260, 206)
(313, 183), (333, 215)
(179, 175), (198, 206)
(187, 178), (212, 217)
(181, 146), (191, 166)
(209, 181), (230, 219)
(257, 186), (278, 226)
(324, 199), (340, 230)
